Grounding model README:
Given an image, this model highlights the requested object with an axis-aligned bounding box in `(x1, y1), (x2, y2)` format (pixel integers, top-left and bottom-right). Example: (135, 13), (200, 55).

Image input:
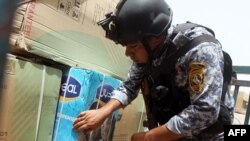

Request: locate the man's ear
(155, 35), (165, 43)
(149, 35), (165, 49)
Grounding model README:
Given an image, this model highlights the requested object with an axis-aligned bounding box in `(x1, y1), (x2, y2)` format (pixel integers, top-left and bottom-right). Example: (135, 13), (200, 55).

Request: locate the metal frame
(231, 66), (250, 124)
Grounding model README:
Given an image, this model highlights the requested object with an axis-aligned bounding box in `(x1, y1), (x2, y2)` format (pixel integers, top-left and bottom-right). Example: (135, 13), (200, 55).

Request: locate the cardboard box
(234, 90), (249, 114)
(0, 54), (62, 141)
(112, 94), (147, 141)
(11, 0), (132, 80)
(52, 68), (121, 141)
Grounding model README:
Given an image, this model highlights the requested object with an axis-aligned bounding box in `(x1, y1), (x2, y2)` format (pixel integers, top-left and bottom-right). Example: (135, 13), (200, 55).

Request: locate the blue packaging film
(52, 68), (121, 141)
(86, 75), (121, 141)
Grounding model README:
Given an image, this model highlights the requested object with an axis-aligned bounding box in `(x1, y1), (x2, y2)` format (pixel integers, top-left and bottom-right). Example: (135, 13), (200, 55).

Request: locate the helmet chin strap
(141, 37), (154, 64)
(141, 37), (154, 75)
(140, 36), (172, 75)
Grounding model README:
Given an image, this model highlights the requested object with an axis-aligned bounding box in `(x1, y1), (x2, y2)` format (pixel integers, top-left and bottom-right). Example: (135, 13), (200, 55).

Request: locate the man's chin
(133, 60), (141, 64)
(133, 61), (147, 65)
(131, 58), (147, 64)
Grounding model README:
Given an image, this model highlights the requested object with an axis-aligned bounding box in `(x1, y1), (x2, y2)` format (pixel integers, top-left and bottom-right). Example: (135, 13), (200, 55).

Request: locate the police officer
(73, 0), (235, 140)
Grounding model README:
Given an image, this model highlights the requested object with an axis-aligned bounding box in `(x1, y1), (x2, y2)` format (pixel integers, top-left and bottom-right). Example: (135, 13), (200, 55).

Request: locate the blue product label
(96, 84), (114, 104)
(60, 76), (81, 101)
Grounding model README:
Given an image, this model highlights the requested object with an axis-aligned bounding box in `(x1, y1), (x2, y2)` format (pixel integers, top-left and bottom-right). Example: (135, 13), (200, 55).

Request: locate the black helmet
(98, 0), (173, 46)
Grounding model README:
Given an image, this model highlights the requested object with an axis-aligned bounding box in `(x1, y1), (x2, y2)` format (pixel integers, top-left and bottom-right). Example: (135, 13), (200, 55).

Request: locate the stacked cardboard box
(10, 0), (132, 80)
(0, 54), (62, 141)
(112, 94), (147, 141)
(234, 90), (249, 114)
(52, 67), (121, 141)
(6, 0), (145, 141)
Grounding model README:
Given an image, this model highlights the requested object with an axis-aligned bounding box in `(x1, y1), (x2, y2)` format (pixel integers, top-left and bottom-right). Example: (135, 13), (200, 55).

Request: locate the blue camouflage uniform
(111, 25), (235, 140)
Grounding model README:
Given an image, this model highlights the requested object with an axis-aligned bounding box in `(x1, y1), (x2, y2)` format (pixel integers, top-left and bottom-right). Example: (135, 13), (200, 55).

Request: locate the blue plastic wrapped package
(52, 68), (121, 141)
(87, 75), (121, 141)
(52, 68), (104, 141)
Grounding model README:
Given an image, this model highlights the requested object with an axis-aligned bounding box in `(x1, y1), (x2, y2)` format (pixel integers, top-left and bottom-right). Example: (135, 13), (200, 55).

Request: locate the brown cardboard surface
(112, 94), (146, 141)
(0, 57), (16, 141)
(11, 0), (132, 80)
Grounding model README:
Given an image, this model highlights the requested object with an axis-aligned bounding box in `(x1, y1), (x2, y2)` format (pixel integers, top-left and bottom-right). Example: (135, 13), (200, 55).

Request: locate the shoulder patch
(188, 62), (205, 94)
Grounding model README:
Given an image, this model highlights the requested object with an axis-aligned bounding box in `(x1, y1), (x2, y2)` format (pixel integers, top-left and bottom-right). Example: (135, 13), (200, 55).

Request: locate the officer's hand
(73, 109), (106, 132)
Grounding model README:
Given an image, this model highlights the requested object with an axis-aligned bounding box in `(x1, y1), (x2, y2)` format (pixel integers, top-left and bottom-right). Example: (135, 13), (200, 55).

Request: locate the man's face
(125, 41), (148, 64)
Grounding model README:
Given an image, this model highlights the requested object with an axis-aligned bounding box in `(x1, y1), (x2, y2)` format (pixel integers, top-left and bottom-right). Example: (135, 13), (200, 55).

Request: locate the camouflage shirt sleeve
(111, 63), (146, 106)
(166, 27), (227, 137)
